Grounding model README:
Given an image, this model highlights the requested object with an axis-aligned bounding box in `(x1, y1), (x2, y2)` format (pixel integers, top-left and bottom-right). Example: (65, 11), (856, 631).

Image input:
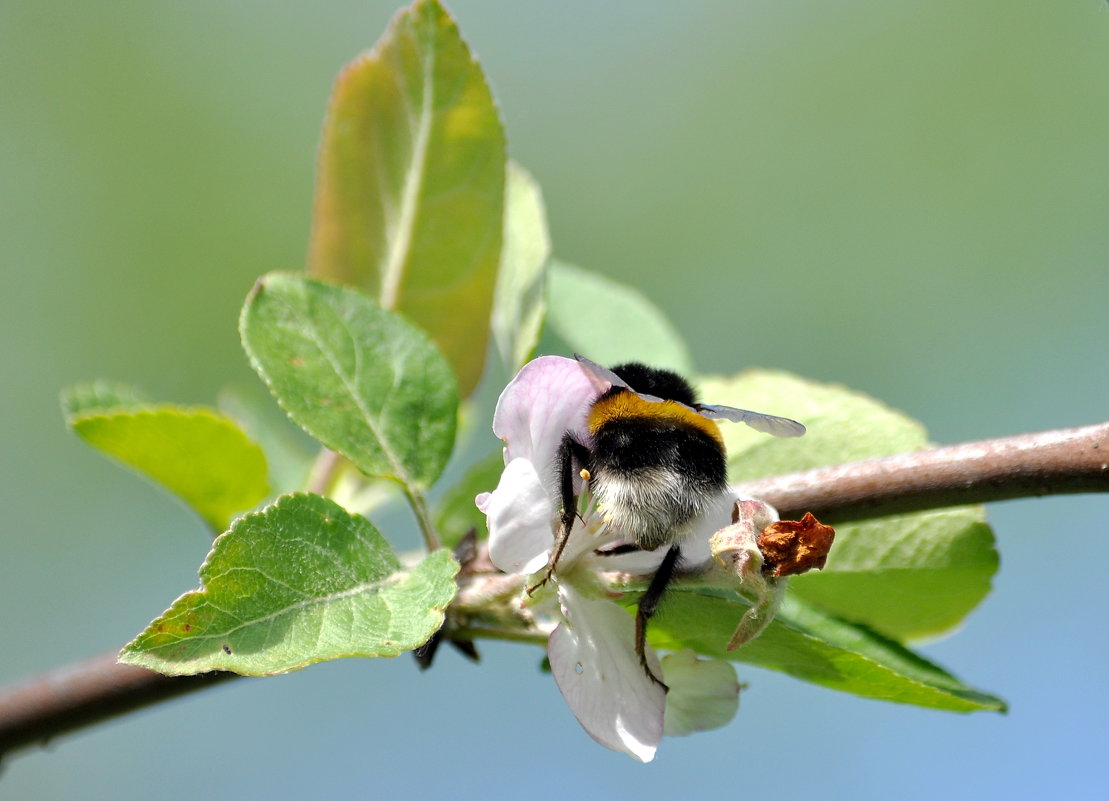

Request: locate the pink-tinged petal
(474, 492), (492, 513)
(734, 497), (780, 530)
(486, 458), (555, 574)
(548, 583), (665, 762)
(492, 356), (597, 468)
(661, 649), (741, 736)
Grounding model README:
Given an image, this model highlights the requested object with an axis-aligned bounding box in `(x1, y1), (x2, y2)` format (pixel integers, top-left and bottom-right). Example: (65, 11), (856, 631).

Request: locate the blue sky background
(2, 2), (1106, 799)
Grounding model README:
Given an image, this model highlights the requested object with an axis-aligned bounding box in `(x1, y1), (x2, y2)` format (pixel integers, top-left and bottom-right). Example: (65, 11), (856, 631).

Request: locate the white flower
(477, 355), (744, 762)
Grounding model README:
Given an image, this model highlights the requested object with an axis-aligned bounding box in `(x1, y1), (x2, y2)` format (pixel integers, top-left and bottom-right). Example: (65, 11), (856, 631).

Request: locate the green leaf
(651, 590), (1005, 713)
(218, 382), (318, 495)
(699, 370), (999, 640)
(120, 493), (459, 676)
(66, 402), (269, 532)
(491, 161), (550, 374)
(61, 381), (149, 420)
(308, 0), (506, 396)
(787, 509), (997, 640)
(240, 272), (459, 490)
(433, 449), (503, 547)
(540, 261), (694, 374)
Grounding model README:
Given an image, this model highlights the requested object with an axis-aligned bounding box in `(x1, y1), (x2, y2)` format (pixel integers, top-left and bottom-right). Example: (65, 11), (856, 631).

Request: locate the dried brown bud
(757, 512), (836, 578)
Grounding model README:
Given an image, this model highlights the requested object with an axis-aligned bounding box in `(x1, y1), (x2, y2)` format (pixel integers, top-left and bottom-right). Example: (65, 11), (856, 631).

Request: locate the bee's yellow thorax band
(587, 391), (724, 447)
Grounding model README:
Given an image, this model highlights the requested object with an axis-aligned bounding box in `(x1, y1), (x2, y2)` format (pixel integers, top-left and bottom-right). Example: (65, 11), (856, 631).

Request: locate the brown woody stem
(0, 653), (236, 759)
(734, 421), (1108, 523)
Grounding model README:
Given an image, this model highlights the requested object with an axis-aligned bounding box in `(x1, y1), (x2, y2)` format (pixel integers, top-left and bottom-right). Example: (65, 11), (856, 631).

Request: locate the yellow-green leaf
(492, 161), (550, 373)
(308, 0), (505, 396)
(66, 401), (269, 532)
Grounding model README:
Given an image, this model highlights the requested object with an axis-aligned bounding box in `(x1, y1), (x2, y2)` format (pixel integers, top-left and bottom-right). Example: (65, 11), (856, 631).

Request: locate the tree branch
(1, 421), (1105, 760)
(734, 420), (1108, 523)
(0, 653), (236, 760)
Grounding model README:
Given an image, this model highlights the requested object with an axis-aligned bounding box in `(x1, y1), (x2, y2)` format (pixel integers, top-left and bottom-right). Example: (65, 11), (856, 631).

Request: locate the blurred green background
(2, 1), (1106, 798)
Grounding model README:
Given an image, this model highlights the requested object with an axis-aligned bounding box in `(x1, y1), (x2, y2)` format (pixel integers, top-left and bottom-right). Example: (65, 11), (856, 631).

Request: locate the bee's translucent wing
(574, 354), (631, 393)
(575, 353), (805, 437)
(695, 404), (807, 438)
(575, 355), (667, 403)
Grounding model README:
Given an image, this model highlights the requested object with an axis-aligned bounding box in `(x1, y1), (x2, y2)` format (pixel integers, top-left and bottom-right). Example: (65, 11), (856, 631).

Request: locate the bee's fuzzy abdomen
(590, 418), (727, 550)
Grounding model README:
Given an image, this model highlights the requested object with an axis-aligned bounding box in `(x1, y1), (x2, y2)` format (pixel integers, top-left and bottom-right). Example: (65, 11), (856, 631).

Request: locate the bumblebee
(536, 355), (806, 688)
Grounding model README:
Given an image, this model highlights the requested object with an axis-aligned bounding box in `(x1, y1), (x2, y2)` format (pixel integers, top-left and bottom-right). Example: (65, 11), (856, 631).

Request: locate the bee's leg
(636, 543), (681, 692)
(527, 433), (589, 595)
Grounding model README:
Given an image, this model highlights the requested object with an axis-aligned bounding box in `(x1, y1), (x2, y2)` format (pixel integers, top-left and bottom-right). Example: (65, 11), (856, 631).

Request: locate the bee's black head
(609, 362), (698, 406)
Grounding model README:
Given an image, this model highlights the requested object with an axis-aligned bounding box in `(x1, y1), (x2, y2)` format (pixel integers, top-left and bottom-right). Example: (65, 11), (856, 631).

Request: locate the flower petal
(661, 649), (741, 736)
(548, 583), (665, 762)
(485, 457), (555, 574)
(492, 355), (597, 469)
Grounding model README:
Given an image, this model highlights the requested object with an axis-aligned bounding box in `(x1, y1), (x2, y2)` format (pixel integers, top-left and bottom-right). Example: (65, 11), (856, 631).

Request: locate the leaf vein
(147, 574), (404, 649)
(379, 28), (436, 309)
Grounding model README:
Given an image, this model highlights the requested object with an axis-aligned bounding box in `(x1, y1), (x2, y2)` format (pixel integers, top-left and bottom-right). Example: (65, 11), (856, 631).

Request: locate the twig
(305, 448), (344, 496)
(306, 448), (442, 550)
(734, 421), (1108, 523)
(0, 653), (237, 759)
(404, 485), (443, 552)
(1, 420), (1105, 760)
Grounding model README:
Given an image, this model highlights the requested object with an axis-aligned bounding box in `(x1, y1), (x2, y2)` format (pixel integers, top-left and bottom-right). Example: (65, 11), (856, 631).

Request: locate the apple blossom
(476, 355), (756, 762)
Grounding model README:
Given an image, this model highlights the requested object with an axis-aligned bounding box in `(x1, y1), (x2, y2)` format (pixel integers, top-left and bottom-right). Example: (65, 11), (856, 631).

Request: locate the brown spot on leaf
(181, 623), (192, 632)
(222, 644), (232, 655)
(758, 512), (836, 578)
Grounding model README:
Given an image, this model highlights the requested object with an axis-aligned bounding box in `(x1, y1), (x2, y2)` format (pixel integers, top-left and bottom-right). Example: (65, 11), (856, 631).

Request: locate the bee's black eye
(610, 363), (697, 405)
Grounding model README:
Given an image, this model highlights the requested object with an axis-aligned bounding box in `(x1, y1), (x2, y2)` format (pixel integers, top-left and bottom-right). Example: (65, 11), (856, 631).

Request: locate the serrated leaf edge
(119, 493), (459, 677)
